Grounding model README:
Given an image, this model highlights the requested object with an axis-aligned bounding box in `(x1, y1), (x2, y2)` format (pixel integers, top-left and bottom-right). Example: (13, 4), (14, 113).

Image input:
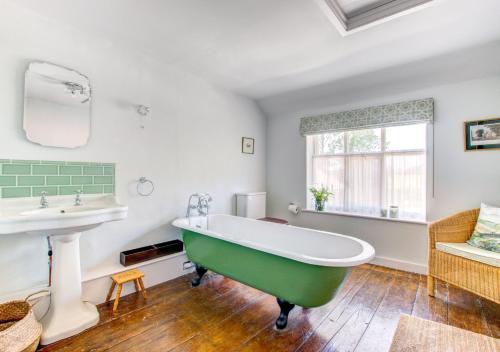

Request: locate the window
(318, 0), (434, 35)
(307, 123), (427, 220)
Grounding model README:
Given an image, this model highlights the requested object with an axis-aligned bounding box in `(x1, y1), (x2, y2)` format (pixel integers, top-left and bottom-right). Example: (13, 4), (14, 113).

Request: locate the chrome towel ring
(137, 177), (154, 196)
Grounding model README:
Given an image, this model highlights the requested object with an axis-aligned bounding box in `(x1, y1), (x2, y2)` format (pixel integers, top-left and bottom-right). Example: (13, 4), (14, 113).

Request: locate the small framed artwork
(242, 137), (255, 154)
(464, 117), (500, 151)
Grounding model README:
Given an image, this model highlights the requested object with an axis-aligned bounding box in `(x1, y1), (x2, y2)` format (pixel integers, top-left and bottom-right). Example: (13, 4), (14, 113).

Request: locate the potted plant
(309, 186), (333, 211)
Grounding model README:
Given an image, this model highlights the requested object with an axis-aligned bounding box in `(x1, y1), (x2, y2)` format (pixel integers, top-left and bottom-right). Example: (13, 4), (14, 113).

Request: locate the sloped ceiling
(6, 0), (500, 99)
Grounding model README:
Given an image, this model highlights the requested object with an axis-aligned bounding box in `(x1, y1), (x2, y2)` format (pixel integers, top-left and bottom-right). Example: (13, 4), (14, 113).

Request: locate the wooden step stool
(106, 269), (147, 312)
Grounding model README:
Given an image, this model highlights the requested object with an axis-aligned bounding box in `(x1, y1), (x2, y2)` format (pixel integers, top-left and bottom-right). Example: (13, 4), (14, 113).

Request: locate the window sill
(302, 209), (428, 225)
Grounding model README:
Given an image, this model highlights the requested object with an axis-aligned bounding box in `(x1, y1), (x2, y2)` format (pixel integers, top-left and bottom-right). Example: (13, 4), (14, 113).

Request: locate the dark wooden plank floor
(38, 264), (499, 352)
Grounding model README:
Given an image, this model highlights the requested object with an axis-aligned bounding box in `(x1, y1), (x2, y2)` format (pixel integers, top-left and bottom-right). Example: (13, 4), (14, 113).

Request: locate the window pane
(313, 133), (344, 155)
(385, 124), (426, 151)
(383, 152), (426, 219)
(346, 128), (381, 153)
(345, 155), (382, 215)
(311, 156), (344, 210)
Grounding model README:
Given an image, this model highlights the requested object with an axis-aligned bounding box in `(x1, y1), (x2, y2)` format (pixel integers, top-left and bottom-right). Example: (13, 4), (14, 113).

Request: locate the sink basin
(0, 194), (128, 345)
(20, 206), (103, 217)
(0, 194), (127, 236)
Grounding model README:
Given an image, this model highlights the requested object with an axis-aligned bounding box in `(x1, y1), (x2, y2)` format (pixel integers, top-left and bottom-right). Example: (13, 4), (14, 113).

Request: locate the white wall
(264, 76), (500, 273)
(0, 3), (266, 298)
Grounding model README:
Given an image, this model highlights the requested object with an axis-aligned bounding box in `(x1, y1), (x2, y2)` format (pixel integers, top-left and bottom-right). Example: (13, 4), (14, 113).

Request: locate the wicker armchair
(427, 208), (499, 304)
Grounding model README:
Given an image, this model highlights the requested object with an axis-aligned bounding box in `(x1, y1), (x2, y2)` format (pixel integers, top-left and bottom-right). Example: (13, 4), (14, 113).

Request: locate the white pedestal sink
(0, 194), (128, 345)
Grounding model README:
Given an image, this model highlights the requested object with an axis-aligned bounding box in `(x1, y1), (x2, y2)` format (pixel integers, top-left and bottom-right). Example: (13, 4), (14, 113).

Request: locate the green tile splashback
(0, 159), (115, 198)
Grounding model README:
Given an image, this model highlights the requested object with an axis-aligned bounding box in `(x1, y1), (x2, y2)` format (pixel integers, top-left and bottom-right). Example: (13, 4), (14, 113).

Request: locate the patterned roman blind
(300, 98), (434, 136)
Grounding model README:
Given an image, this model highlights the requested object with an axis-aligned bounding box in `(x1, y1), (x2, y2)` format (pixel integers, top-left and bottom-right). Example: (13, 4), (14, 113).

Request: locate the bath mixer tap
(40, 191), (49, 208)
(74, 190), (83, 206)
(186, 193), (213, 226)
(197, 194), (212, 216)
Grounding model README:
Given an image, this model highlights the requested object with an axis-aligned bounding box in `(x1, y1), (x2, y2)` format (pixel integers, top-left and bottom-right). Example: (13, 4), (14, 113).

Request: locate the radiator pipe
(47, 236), (53, 286)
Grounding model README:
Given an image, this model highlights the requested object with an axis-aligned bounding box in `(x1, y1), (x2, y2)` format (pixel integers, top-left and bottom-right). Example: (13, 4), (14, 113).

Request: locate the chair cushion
(436, 242), (500, 267)
(467, 203), (500, 253)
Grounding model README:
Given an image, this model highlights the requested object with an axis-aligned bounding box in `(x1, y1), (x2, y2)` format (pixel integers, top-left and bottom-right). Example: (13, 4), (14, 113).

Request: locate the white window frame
(306, 123), (433, 222)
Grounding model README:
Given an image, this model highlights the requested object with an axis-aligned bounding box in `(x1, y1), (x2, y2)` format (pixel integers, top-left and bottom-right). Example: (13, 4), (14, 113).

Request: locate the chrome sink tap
(40, 191), (49, 208)
(74, 190), (83, 206)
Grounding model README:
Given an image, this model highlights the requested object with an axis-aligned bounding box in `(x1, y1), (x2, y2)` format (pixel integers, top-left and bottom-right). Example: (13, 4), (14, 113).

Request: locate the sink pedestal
(0, 194), (128, 344)
(41, 232), (99, 345)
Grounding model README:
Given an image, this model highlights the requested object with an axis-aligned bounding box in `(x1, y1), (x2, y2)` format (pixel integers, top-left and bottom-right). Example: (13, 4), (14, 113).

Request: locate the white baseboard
(82, 252), (188, 283)
(371, 256), (428, 274)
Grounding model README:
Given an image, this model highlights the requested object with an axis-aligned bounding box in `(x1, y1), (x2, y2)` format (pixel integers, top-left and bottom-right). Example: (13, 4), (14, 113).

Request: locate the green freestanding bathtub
(172, 214), (375, 329)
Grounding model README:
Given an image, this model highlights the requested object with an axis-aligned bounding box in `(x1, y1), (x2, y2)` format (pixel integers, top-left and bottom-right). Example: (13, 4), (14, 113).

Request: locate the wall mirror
(23, 62), (91, 148)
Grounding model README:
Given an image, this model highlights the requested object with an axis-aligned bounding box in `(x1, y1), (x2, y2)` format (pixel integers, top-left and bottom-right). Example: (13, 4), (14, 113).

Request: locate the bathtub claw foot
(191, 264), (208, 287)
(275, 298), (295, 330)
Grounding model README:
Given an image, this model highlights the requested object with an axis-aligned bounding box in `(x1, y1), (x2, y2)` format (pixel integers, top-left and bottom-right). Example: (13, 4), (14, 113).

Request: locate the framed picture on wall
(242, 137), (255, 154)
(464, 117), (500, 151)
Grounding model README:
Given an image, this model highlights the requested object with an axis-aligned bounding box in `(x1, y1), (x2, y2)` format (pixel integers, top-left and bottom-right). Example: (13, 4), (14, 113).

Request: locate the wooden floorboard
(318, 270), (395, 352)
(447, 283), (491, 335)
(482, 299), (500, 338)
(239, 266), (372, 352)
(353, 271), (419, 352)
(295, 269), (394, 352)
(38, 264), (499, 352)
(411, 274), (449, 324)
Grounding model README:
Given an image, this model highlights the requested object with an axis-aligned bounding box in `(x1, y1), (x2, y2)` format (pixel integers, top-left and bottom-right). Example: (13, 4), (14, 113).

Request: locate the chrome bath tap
(186, 193), (213, 227)
(197, 193), (213, 216)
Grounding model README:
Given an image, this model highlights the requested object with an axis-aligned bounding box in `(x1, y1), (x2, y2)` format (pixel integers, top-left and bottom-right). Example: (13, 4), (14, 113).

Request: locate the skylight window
(316, 0), (434, 35)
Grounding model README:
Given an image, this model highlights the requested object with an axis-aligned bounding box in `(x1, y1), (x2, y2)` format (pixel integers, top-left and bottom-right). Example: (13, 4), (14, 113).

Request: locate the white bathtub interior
(174, 215), (375, 267)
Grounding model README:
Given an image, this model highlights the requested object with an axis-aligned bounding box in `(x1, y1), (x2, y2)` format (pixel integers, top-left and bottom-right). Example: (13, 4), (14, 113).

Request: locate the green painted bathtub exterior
(182, 229), (349, 308)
